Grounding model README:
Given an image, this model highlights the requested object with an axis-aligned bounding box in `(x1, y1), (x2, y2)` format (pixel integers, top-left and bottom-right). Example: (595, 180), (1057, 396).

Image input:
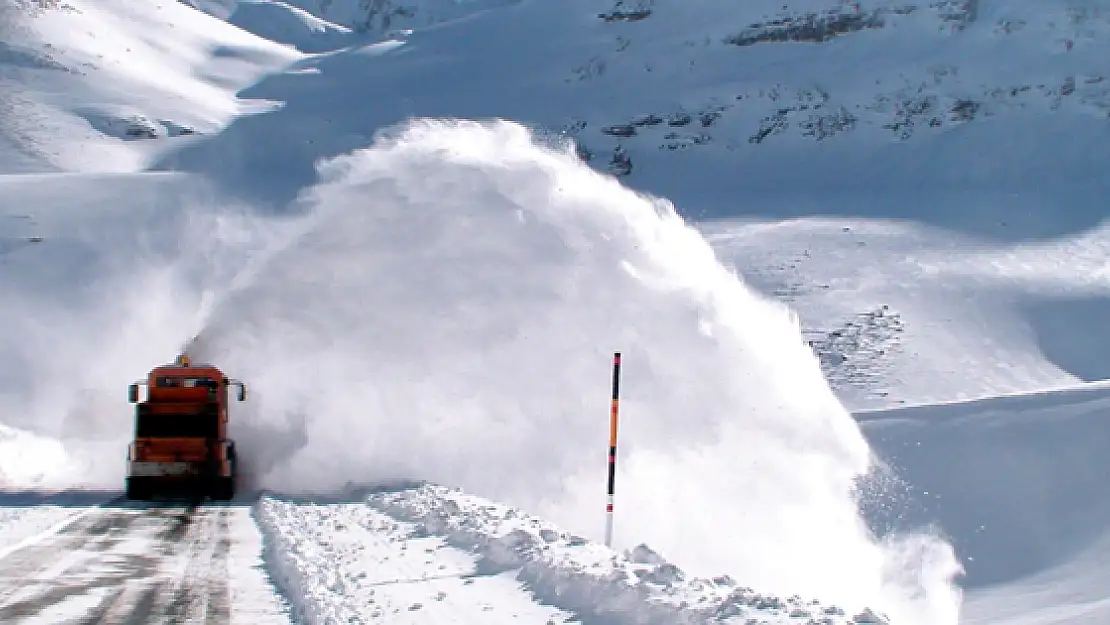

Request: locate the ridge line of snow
(854, 379), (1110, 419)
(250, 484), (885, 623)
(364, 484), (877, 624)
(250, 498), (319, 624)
(366, 489), (701, 625)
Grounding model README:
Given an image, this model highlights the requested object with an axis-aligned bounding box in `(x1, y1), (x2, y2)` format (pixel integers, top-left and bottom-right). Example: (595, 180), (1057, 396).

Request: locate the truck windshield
(136, 414), (220, 438)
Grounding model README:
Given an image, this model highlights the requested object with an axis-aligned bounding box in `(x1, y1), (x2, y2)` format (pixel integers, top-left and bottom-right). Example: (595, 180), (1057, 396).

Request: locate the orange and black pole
(605, 352), (621, 548)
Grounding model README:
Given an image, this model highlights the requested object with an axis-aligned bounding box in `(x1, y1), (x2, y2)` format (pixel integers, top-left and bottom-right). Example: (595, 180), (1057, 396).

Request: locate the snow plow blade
(125, 461), (236, 501)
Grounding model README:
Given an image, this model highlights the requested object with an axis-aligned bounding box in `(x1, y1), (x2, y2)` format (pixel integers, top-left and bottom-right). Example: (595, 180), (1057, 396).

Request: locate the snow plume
(0, 119), (960, 621)
(0, 174), (289, 490)
(183, 118), (962, 622)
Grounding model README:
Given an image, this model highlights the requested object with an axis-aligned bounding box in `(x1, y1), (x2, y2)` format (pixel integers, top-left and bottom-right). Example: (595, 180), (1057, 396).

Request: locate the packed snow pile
(257, 484), (893, 625)
(256, 492), (575, 624)
(370, 484), (890, 624)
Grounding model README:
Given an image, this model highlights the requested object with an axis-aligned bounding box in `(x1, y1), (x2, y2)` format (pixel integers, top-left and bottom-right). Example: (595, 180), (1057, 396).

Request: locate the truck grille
(135, 404), (220, 439)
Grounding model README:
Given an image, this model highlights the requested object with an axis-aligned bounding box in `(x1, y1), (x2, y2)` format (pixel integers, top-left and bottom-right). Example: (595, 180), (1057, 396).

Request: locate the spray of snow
(0, 119), (961, 622)
(0, 180), (288, 489)
(197, 119), (961, 621)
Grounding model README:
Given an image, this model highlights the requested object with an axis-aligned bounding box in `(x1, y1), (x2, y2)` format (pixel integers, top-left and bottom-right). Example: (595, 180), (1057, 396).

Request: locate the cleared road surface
(0, 499), (235, 624)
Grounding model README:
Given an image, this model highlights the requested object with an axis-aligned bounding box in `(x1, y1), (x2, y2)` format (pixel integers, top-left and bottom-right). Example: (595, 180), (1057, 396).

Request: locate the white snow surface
(3, 0), (1110, 623)
(703, 216), (1110, 410)
(860, 382), (1110, 624)
(0, 495), (293, 624)
(0, 499), (95, 560)
(226, 1), (355, 53)
(0, 0), (298, 172)
(255, 483), (891, 624)
(240, 0), (521, 34)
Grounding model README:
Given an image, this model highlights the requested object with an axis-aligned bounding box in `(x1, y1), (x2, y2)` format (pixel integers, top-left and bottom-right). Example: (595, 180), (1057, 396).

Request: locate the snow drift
(0, 171), (281, 488)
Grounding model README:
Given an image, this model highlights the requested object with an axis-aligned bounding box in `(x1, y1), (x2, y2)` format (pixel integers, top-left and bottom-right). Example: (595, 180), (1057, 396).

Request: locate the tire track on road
(0, 499), (236, 624)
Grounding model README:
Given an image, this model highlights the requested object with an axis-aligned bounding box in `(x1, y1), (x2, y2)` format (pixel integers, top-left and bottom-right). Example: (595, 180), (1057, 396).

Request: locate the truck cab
(125, 353), (245, 500)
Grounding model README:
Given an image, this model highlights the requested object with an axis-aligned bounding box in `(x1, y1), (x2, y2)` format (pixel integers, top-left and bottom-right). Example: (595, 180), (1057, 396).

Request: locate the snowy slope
(226, 1), (356, 53)
(153, 0), (1110, 409)
(704, 216), (1110, 410)
(860, 381), (1110, 624)
(240, 0), (521, 34)
(160, 0), (1110, 210)
(0, 0), (298, 173)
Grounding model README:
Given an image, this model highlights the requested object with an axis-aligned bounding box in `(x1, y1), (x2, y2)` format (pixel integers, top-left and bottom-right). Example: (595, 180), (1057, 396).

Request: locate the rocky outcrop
(723, 1), (979, 48)
(726, 6), (885, 47)
(598, 0), (652, 22)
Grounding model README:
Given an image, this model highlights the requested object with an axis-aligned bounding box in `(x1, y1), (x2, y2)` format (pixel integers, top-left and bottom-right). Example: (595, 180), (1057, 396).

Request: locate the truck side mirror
(237, 384), (246, 402)
(128, 384), (139, 403)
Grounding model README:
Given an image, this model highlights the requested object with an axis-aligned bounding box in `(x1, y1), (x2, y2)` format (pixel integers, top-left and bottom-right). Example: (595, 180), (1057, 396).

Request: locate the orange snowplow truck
(124, 353), (245, 501)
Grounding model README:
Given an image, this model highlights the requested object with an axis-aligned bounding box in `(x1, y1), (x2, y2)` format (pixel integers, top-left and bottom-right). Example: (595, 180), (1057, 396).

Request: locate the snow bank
(255, 484), (892, 624)
(252, 499), (351, 624)
(254, 492), (574, 624)
(367, 483), (882, 624)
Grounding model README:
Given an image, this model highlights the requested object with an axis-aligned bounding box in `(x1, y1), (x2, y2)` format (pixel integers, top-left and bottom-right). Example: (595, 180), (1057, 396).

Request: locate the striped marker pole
(604, 352), (621, 548)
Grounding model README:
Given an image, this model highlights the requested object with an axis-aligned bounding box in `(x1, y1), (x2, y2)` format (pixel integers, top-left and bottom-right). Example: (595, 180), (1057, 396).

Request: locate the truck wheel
(125, 478), (151, 501)
(210, 477), (235, 501)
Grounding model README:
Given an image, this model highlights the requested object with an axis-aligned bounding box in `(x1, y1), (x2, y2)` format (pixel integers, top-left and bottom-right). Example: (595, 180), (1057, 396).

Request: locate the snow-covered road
(0, 501), (230, 622)
(0, 498), (289, 625)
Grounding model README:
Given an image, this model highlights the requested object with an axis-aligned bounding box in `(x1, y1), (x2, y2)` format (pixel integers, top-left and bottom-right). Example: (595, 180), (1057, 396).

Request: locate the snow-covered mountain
(186, 0), (515, 34)
(10, 0), (1108, 407)
(2, 0), (1109, 623)
(0, 0), (298, 172)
